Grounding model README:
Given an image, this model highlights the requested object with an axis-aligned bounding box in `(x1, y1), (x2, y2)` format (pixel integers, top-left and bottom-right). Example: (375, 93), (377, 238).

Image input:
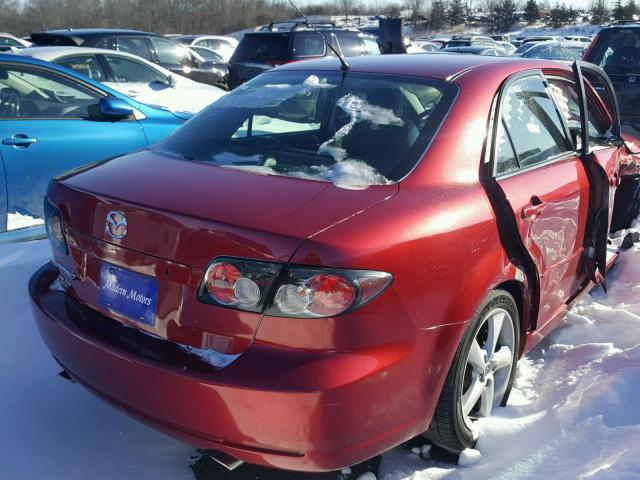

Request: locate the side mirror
(99, 97), (134, 119)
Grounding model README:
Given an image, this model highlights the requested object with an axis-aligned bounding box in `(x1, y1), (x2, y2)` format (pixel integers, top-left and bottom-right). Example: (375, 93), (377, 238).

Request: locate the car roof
(274, 53), (570, 81)
(178, 34), (234, 40)
(31, 29), (159, 46)
(442, 46), (495, 53)
(245, 28), (368, 37)
(35, 28), (154, 36)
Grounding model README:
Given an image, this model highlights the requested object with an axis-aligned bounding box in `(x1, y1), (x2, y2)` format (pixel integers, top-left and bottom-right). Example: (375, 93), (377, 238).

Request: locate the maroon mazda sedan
(30, 54), (637, 471)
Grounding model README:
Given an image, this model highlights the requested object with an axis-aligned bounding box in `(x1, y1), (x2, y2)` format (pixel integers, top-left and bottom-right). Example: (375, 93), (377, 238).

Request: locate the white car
(175, 35), (237, 62)
(0, 33), (31, 51)
(17, 47), (226, 114)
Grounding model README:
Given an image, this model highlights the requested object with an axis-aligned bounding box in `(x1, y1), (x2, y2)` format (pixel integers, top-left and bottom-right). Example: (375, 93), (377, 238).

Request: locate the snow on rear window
(157, 71), (456, 186)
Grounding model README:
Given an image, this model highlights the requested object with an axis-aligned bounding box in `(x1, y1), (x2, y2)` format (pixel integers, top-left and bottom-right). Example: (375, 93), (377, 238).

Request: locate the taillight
(197, 258), (281, 313)
(197, 257), (392, 318)
(44, 198), (68, 255)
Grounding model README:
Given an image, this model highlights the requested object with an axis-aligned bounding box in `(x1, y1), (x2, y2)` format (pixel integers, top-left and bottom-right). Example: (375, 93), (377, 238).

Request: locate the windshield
(156, 71), (456, 188)
(588, 29), (640, 74)
(231, 35), (290, 63)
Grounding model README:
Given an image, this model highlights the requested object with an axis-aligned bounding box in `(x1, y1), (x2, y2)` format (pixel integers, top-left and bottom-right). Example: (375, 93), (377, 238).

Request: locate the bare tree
(405, 0), (426, 24)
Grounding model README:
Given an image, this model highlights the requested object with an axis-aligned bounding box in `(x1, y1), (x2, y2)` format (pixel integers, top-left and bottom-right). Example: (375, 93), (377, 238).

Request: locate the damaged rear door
(570, 61), (621, 288)
(488, 71), (590, 331)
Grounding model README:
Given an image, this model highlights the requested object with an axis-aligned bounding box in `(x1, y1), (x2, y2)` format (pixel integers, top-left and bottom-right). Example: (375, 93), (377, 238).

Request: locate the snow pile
(180, 344), (240, 369)
(379, 241), (640, 479)
(7, 212), (44, 231)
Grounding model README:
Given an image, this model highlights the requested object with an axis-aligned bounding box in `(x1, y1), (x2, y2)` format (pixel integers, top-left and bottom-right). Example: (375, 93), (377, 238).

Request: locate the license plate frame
(98, 262), (159, 327)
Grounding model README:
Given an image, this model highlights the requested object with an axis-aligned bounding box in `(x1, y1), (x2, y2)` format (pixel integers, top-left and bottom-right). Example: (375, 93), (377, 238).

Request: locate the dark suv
(585, 22), (640, 229)
(30, 29), (226, 87)
(228, 22), (380, 88)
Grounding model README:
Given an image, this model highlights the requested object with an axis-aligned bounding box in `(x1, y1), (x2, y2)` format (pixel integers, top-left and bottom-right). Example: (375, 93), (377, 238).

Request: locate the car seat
(0, 87), (21, 117)
(340, 86), (419, 173)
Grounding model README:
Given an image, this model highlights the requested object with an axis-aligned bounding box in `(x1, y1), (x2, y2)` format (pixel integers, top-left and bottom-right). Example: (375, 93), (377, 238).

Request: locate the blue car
(0, 53), (188, 237)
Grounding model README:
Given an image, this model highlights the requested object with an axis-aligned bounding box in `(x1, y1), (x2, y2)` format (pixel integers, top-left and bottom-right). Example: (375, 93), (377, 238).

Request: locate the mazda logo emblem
(106, 211), (127, 239)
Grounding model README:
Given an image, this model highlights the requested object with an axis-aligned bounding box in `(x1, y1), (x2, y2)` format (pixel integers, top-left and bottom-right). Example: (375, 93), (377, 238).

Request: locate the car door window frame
(491, 70), (576, 179)
(0, 62), (108, 121)
(545, 74), (613, 150)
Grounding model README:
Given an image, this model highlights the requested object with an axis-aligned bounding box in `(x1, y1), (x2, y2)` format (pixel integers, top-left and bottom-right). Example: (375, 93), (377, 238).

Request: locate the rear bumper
(29, 262), (428, 472)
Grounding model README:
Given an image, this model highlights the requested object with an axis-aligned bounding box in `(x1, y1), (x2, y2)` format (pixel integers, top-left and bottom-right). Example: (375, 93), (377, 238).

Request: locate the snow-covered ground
(0, 240), (194, 480)
(1, 236), (639, 479)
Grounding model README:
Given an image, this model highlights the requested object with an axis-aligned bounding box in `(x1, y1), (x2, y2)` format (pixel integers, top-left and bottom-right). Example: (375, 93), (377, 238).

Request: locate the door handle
(521, 196), (546, 221)
(2, 134), (37, 147)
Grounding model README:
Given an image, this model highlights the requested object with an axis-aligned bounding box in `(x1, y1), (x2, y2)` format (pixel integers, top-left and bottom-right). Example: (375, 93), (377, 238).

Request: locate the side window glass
(363, 37), (381, 55)
(0, 37), (21, 47)
(104, 55), (169, 84)
(547, 78), (609, 148)
(0, 66), (101, 119)
(95, 37), (116, 50)
(150, 37), (192, 68)
(203, 39), (223, 50)
(57, 55), (107, 82)
(292, 35), (325, 57)
(336, 35), (362, 57)
(500, 76), (570, 169)
(495, 119), (518, 175)
(116, 36), (153, 61)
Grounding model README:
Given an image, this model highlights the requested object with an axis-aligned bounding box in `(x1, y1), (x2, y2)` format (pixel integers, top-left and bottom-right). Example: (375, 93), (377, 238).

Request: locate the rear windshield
(588, 29), (640, 74)
(231, 35), (290, 63)
(156, 71), (457, 187)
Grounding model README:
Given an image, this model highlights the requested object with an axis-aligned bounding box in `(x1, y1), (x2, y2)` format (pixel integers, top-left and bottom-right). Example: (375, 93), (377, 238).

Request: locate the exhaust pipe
(208, 450), (244, 471)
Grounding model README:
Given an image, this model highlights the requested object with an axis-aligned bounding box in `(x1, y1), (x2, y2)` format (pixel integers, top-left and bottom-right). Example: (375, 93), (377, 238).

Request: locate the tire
(424, 290), (520, 453)
(611, 176), (640, 232)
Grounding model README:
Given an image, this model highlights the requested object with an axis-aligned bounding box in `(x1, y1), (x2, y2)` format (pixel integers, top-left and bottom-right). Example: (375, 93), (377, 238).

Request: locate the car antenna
(287, 0), (350, 72)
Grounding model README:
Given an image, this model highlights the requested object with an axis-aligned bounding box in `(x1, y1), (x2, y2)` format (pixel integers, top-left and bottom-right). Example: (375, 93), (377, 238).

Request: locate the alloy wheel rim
(461, 307), (515, 429)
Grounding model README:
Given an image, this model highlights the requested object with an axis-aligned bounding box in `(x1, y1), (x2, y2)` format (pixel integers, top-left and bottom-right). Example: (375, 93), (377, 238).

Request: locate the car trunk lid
(50, 151), (397, 354)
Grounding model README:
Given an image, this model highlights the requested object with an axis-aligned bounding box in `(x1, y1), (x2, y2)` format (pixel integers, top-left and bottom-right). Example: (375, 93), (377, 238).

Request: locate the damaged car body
(29, 55), (637, 471)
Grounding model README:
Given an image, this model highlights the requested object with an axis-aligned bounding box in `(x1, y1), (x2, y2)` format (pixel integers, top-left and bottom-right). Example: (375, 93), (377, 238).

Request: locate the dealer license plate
(98, 262), (159, 326)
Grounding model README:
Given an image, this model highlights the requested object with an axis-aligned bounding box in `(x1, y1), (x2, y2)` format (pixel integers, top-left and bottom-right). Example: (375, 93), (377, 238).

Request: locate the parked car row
(409, 33), (590, 61)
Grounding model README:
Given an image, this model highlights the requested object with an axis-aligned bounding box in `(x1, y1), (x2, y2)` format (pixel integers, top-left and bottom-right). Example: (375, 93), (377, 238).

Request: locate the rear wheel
(425, 290), (519, 453)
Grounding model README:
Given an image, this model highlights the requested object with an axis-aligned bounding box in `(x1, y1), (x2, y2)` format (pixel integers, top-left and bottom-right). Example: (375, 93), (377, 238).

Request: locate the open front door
(572, 60), (622, 290)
